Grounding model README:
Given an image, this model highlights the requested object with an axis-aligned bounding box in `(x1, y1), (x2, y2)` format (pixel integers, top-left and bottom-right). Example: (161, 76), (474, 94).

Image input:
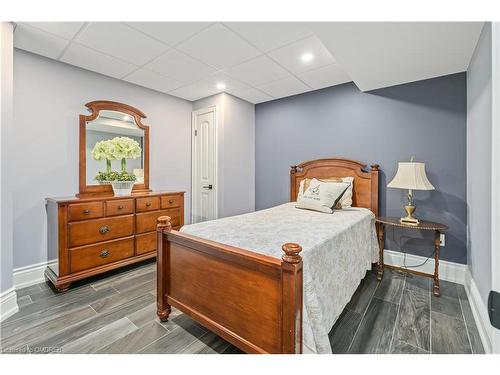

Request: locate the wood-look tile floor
(0, 261), (484, 354)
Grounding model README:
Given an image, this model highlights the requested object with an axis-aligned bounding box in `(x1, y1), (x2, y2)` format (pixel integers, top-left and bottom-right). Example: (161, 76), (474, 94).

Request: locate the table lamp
(387, 158), (435, 225)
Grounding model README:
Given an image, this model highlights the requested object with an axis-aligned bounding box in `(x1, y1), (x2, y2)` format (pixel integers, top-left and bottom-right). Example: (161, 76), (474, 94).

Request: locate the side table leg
(433, 230), (441, 297)
(377, 223), (385, 281)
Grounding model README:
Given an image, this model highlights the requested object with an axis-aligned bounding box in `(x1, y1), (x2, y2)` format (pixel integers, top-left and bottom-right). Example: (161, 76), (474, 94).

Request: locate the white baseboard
(464, 270), (493, 354)
(383, 249), (468, 284)
(13, 261), (49, 289)
(0, 288), (18, 322)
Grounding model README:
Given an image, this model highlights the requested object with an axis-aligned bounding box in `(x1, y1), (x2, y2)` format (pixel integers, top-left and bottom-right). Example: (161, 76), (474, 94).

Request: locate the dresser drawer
(106, 199), (134, 216)
(68, 202), (104, 221)
(70, 237), (134, 273)
(136, 197), (160, 212)
(136, 209), (181, 234)
(68, 215), (134, 247)
(161, 194), (183, 209)
(135, 232), (157, 255)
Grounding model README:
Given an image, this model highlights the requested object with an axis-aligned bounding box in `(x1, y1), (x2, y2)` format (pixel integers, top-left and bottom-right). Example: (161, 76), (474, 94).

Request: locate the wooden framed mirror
(78, 100), (150, 196)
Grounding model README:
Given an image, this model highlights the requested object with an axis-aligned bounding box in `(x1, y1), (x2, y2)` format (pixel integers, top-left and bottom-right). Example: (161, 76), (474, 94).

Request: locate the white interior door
(191, 107), (217, 224)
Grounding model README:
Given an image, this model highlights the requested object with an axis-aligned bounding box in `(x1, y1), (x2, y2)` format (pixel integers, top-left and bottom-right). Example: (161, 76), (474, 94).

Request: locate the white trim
(383, 249), (468, 284)
(464, 269), (493, 354)
(13, 260), (51, 289)
(191, 105), (218, 223)
(0, 287), (18, 322)
(491, 21), (500, 354)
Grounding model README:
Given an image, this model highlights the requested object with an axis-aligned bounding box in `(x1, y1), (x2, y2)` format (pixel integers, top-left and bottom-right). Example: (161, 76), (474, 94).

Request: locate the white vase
(111, 181), (134, 196)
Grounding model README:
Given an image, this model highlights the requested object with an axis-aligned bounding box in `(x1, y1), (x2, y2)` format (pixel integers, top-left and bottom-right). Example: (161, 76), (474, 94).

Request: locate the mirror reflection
(86, 110), (145, 186)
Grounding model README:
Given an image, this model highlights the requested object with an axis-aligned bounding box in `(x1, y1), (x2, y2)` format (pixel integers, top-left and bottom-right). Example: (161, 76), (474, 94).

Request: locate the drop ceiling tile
(20, 22), (85, 40)
(258, 76), (311, 99)
(126, 22), (212, 46)
(297, 63), (351, 89)
(268, 35), (335, 75)
(76, 22), (168, 65)
(60, 43), (137, 79)
(198, 72), (252, 97)
(224, 55), (290, 86)
(145, 49), (216, 84)
(124, 68), (184, 93)
(168, 83), (218, 102)
(176, 23), (261, 69)
(225, 22), (314, 52)
(234, 88), (273, 104)
(14, 24), (69, 59)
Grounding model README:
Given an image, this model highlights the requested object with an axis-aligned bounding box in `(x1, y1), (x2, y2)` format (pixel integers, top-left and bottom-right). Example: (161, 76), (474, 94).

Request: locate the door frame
(191, 106), (218, 224)
(491, 21), (500, 353)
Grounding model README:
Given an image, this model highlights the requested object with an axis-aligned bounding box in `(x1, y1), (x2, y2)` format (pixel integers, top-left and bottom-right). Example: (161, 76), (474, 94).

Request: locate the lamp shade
(387, 162), (435, 190)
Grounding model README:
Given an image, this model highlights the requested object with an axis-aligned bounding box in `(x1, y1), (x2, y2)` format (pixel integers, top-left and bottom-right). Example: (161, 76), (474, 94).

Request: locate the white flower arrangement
(91, 139), (117, 162)
(91, 136), (142, 182)
(111, 136), (142, 160)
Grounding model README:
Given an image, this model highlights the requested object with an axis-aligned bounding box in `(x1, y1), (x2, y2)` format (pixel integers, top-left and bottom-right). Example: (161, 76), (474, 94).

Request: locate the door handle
(202, 184), (213, 190)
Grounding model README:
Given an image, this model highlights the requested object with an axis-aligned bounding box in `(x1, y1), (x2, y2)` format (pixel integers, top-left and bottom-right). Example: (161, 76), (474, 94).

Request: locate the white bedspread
(180, 203), (378, 353)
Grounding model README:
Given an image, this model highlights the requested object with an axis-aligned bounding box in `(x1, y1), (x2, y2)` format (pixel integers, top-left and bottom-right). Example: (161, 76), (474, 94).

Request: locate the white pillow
(298, 177), (354, 209)
(338, 177), (354, 208)
(296, 178), (351, 213)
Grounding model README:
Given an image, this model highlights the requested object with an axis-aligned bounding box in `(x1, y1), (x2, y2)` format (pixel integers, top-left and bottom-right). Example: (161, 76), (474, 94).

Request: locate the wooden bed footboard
(156, 216), (303, 354)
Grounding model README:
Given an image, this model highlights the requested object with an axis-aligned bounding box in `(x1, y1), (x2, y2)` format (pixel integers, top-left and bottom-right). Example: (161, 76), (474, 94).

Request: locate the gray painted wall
(12, 50), (193, 269)
(256, 74), (467, 263)
(467, 23), (492, 304)
(1, 22), (14, 294)
(193, 93), (255, 218)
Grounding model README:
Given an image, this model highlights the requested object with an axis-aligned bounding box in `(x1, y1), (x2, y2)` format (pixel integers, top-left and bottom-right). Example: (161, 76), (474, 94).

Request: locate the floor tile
(431, 311), (471, 354)
(373, 269), (405, 304)
(97, 321), (169, 354)
(391, 340), (429, 354)
(349, 298), (398, 354)
(61, 317), (137, 353)
(328, 309), (362, 354)
(347, 271), (379, 314)
(393, 282), (430, 351)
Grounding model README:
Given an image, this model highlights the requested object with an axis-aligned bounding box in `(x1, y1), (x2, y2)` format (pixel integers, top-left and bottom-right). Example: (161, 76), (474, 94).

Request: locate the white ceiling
(308, 22), (484, 91)
(13, 22), (483, 103)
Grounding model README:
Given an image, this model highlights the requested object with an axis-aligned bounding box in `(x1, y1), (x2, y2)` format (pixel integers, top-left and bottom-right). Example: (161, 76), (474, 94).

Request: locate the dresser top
(46, 190), (185, 204)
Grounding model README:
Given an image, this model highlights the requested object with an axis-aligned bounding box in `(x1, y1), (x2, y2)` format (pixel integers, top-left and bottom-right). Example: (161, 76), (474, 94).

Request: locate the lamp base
(400, 204), (420, 226)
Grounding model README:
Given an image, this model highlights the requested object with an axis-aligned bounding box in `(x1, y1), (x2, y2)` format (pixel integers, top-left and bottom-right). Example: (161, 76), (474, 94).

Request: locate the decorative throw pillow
(299, 177), (354, 209)
(296, 178), (351, 213)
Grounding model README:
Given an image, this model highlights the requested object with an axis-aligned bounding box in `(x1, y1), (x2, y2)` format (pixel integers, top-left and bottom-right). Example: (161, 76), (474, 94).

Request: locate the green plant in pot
(91, 139), (117, 184)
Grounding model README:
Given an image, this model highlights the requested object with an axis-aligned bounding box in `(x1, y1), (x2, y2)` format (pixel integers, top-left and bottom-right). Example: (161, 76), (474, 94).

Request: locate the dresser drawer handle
(99, 226), (110, 234)
(168, 199), (174, 204)
(145, 202), (152, 207)
(83, 209), (91, 215)
(100, 250), (110, 258)
(118, 205), (124, 210)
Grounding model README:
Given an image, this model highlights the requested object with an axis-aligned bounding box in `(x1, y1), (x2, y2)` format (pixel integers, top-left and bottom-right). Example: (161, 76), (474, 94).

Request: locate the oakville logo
(310, 185), (320, 196)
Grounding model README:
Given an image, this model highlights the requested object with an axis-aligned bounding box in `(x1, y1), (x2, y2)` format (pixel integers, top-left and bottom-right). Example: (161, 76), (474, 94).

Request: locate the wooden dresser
(46, 191), (184, 291)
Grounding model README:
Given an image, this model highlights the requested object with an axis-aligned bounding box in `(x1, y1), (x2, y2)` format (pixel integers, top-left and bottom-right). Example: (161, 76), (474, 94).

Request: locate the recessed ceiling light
(301, 52), (314, 63)
(216, 82), (226, 90)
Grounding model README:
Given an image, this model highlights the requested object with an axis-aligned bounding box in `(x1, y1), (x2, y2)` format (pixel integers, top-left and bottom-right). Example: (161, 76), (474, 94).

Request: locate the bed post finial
(370, 164), (379, 171)
(157, 216), (172, 232)
(291, 165), (297, 174)
(282, 243), (302, 264)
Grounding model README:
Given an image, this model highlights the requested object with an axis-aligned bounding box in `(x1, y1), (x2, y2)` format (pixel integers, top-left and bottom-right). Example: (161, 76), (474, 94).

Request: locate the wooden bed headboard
(290, 158), (379, 215)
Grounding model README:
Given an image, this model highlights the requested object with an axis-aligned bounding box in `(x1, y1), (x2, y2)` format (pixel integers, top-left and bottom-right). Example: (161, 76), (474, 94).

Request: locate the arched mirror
(78, 100), (150, 196)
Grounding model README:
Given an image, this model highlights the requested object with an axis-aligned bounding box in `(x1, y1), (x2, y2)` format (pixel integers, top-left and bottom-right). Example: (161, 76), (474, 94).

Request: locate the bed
(156, 158), (380, 354)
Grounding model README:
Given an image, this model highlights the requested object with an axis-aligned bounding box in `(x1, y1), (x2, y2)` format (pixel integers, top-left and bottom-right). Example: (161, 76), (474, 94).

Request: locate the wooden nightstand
(375, 216), (448, 297)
